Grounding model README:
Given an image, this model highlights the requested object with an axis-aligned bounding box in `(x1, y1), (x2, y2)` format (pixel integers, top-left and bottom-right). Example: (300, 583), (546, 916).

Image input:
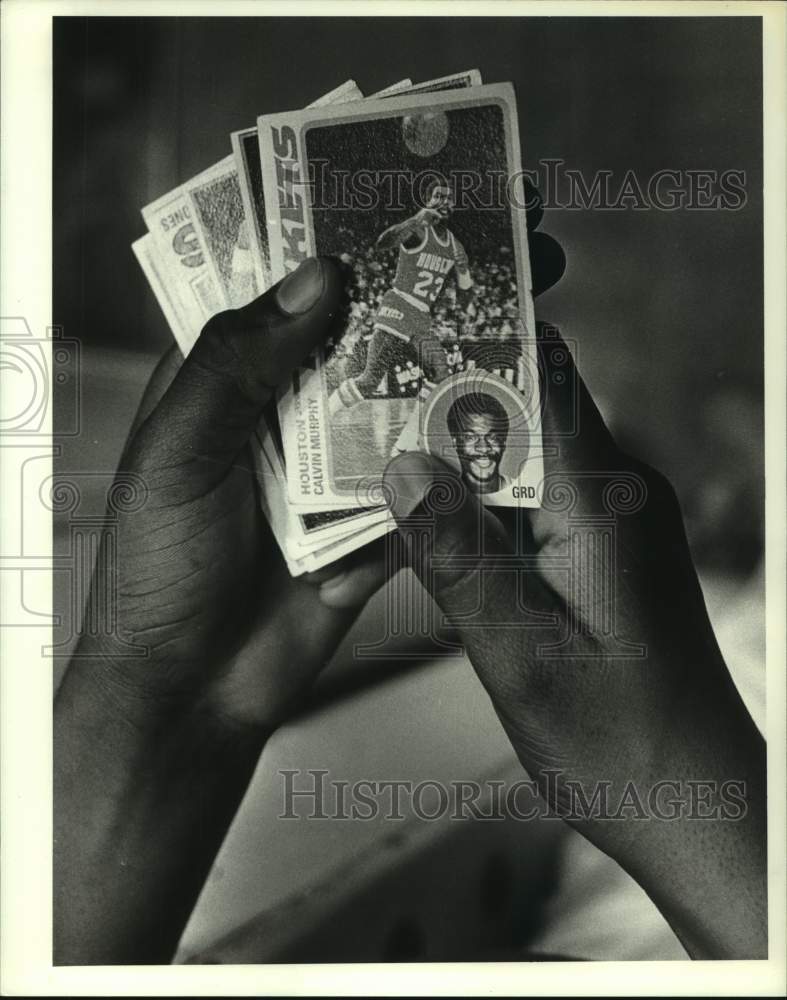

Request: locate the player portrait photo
(420, 370), (533, 503)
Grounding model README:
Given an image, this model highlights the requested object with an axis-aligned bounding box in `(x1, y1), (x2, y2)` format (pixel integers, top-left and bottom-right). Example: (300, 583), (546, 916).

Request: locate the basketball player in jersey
(327, 180), (473, 416)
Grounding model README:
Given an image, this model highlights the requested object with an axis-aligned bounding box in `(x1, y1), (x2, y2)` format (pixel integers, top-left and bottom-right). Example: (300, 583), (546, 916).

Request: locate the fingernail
(317, 570), (347, 596)
(384, 451), (441, 520)
(275, 257), (325, 316)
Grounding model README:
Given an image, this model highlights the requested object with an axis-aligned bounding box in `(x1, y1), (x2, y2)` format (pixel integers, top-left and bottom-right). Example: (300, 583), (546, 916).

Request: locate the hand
(414, 206), (443, 228)
(383, 323), (766, 959)
(54, 257), (386, 963)
(67, 256), (384, 732)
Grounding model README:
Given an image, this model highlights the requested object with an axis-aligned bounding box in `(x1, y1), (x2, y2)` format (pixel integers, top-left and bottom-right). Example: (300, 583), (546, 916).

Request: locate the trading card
(137, 81), (389, 569)
(186, 155), (260, 311)
(371, 79), (413, 97)
(131, 234), (190, 351)
(143, 82), (362, 350)
(259, 82), (542, 509)
(405, 69), (481, 92)
(244, 71), (483, 516)
(136, 74), (495, 576)
(252, 428), (389, 574)
(141, 174), (226, 354)
(253, 415), (390, 551)
(232, 80), (363, 289)
(232, 73), (476, 298)
(294, 514), (392, 574)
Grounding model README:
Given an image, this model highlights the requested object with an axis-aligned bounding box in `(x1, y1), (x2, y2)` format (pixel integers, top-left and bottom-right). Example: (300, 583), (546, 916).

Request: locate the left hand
(70, 257), (385, 734)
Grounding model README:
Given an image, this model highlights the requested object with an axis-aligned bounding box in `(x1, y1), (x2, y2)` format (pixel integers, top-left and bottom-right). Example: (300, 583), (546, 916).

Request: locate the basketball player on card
(328, 179), (474, 416)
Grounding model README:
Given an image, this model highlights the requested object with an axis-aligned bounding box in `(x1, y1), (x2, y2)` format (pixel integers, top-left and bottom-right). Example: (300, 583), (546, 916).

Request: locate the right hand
(414, 206), (443, 227)
(383, 324), (766, 959)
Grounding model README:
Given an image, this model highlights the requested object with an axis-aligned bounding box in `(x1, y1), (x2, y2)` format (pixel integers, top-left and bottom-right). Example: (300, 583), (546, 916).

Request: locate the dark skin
(54, 257), (766, 964)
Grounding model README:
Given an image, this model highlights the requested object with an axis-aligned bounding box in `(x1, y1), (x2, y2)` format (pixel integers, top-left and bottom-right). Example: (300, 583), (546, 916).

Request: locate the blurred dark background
(53, 15), (764, 578)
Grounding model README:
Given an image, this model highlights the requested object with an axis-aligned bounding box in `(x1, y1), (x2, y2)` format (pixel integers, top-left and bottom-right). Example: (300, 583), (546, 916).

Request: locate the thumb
(126, 256), (343, 488)
(383, 451), (568, 688)
(382, 450), (512, 615)
(384, 451), (578, 776)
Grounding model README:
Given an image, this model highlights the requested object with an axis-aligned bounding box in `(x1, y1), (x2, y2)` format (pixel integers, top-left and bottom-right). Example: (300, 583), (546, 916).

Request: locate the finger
(383, 450), (511, 613)
(530, 323), (658, 614)
(536, 322), (618, 467)
(126, 257), (343, 488)
(522, 186), (612, 461)
(306, 536), (389, 610)
(529, 231), (566, 298)
(316, 557), (388, 610)
(383, 451), (567, 699)
(126, 345), (183, 443)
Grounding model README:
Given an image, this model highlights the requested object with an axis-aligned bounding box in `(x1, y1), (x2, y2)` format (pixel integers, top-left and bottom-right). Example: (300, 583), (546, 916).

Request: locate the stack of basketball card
(133, 70), (543, 575)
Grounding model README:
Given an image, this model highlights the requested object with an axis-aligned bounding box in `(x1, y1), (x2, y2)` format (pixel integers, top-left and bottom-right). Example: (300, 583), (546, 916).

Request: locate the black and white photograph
(419, 371), (535, 501)
(0, 3), (785, 996)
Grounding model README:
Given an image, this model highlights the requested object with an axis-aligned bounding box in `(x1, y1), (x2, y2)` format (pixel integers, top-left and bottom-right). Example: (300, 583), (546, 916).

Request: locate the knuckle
(625, 455), (680, 511)
(155, 344), (184, 381)
(199, 308), (240, 354)
(432, 532), (482, 600)
(128, 346), (184, 438)
(191, 309), (248, 383)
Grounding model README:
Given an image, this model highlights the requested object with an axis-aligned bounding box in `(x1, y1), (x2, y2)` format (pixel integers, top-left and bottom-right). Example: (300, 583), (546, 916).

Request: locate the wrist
(55, 656), (269, 964)
(603, 691), (767, 958)
(58, 642), (274, 745)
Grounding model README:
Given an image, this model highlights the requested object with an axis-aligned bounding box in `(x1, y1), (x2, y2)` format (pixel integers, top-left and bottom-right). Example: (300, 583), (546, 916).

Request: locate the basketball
(402, 111), (450, 157)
